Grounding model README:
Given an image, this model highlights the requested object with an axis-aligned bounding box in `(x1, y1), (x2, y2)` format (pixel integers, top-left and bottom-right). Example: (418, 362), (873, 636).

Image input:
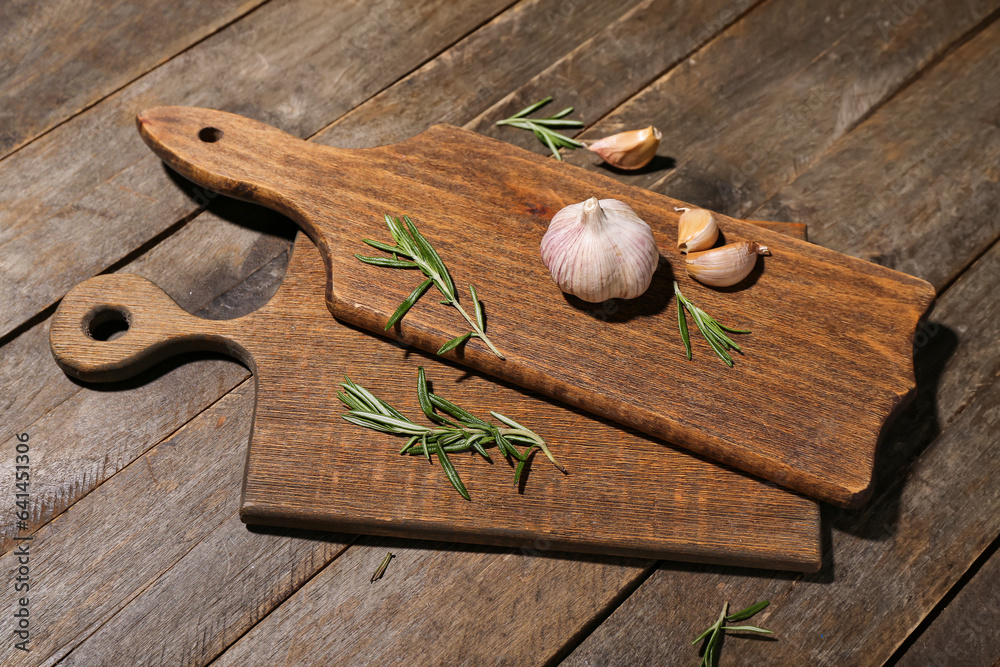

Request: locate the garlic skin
(676, 207), (719, 253)
(685, 241), (769, 287)
(586, 126), (661, 170)
(540, 197), (660, 302)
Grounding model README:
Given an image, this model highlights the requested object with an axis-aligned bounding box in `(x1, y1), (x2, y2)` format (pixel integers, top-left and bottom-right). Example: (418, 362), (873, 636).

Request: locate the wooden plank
(561, 224), (1000, 666)
(895, 542), (1000, 666)
(0, 0), (514, 340)
(0, 0), (266, 159)
(60, 516), (354, 667)
(133, 106), (932, 506)
(556, 0), (999, 220)
(213, 535), (650, 667)
(0, 381), (350, 666)
(755, 15), (1000, 291)
(318, 0), (756, 149)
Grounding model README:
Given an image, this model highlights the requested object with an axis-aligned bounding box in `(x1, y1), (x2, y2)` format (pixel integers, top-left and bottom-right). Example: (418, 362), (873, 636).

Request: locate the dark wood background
(2, 0), (998, 664)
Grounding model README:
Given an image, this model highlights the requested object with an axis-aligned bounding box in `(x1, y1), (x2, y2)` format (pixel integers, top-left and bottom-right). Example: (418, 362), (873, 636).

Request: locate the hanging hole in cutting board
(198, 127), (223, 143)
(86, 306), (130, 342)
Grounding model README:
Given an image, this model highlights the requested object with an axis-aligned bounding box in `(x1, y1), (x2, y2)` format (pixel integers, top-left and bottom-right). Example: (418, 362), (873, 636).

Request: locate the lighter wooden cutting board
(132, 107), (935, 507)
(50, 232), (821, 571)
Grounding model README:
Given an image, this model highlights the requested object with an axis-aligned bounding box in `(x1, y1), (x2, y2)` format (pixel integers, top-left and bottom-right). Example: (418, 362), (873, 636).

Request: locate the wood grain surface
(51, 231), (821, 571)
(132, 108), (934, 507)
(0, 0), (266, 158)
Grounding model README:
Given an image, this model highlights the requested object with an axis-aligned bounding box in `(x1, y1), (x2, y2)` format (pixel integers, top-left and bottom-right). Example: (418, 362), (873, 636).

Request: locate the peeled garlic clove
(540, 197), (660, 302)
(586, 126), (661, 170)
(685, 241), (769, 287)
(676, 207), (719, 254)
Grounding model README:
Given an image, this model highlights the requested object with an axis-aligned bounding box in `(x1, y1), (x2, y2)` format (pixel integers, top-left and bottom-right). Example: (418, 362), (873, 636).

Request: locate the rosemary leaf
(469, 284), (485, 330)
(437, 331), (473, 355)
(677, 300), (692, 360)
(416, 366), (457, 426)
(429, 393), (492, 429)
(355, 254), (420, 269)
(434, 442), (470, 500)
(513, 449), (533, 486)
(385, 278), (433, 330)
(370, 552), (393, 584)
(726, 600), (770, 622)
(362, 238), (405, 254)
(723, 625), (773, 634)
(510, 95), (553, 119)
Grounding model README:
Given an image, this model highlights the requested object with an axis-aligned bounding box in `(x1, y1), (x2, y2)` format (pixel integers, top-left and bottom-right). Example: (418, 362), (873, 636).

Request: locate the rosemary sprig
(495, 96), (584, 160)
(692, 600), (772, 667)
(356, 214), (504, 360)
(674, 282), (751, 367)
(338, 368), (565, 500)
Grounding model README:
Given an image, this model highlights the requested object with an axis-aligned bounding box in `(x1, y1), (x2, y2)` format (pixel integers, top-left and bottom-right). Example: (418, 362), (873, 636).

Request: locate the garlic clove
(540, 197), (660, 302)
(676, 207), (719, 254)
(586, 126), (661, 170)
(685, 241), (769, 287)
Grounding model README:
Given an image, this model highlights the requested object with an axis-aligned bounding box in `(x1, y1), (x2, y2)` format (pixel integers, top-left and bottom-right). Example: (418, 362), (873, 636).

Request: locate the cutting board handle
(50, 274), (250, 382)
(136, 107), (353, 246)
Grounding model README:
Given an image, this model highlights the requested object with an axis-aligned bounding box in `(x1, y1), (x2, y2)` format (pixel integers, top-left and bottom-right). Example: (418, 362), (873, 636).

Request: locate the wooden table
(2, 1), (998, 664)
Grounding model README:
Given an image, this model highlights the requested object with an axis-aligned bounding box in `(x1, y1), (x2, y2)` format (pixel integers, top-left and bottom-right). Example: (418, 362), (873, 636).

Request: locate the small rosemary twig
(338, 368), (565, 500)
(370, 552), (393, 584)
(674, 282), (751, 367)
(495, 96), (584, 160)
(356, 214), (504, 360)
(692, 600), (772, 667)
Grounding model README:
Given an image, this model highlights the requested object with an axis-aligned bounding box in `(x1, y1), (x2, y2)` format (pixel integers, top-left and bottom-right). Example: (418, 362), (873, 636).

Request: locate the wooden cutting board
(134, 107), (936, 507)
(50, 231), (821, 571)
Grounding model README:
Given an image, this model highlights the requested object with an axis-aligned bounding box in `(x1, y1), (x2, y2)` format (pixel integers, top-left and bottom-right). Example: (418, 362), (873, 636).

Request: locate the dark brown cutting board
(134, 107), (936, 507)
(50, 232), (821, 571)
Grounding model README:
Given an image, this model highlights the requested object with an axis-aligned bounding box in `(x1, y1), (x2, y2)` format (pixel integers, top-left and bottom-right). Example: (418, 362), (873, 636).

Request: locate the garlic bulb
(540, 197), (660, 302)
(685, 241), (769, 287)
(676, 207), (719, 253)
(586, 126), (661, 170)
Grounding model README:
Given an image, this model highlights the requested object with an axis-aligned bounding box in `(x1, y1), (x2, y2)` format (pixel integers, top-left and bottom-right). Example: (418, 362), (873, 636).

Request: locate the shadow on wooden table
(825, 318), (958, 542)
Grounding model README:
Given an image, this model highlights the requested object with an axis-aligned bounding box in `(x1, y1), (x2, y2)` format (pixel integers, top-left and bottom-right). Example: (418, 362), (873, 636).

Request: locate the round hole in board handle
(198, 127), (223, 143)
(86, 306), (130, 342)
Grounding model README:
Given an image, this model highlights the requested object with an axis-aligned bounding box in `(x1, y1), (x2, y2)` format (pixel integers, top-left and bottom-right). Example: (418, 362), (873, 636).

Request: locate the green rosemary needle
(692, 599), (772, 667)
(370, 552), (393, 584)
(356, 214), (504, 360)
(338, 368), (565, 500)
(495, 96), (584, 160)
(674, 281), (751, 367)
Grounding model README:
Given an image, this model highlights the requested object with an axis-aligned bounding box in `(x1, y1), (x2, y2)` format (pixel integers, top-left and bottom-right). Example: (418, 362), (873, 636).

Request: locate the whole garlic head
(540, 197), (660, 302)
